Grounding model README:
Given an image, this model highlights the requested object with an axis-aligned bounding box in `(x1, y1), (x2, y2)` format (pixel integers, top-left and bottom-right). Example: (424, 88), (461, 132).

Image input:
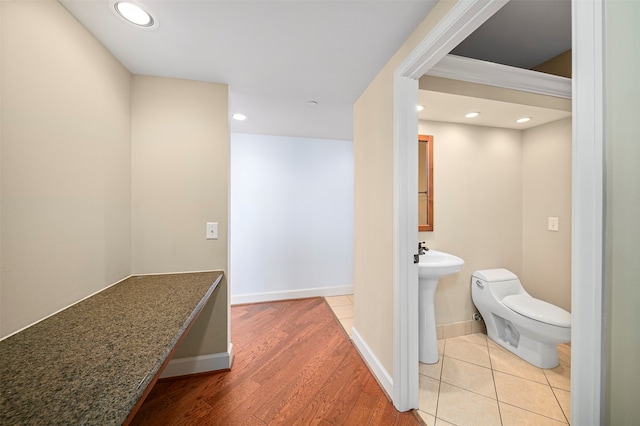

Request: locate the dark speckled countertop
(0, 271), (223, 425)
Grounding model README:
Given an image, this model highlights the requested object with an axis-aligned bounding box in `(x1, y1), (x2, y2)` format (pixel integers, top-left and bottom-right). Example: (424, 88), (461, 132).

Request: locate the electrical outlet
(548, 217), (559, 232)
(206, 222), (218, 240)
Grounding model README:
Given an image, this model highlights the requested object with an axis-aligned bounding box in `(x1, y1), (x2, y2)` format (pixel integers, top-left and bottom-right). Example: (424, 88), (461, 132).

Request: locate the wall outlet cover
(206, 222), (218, 239)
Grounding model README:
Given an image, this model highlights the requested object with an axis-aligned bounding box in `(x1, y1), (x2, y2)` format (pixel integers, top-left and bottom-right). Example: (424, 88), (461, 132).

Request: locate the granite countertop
(0, 271), (223, 425)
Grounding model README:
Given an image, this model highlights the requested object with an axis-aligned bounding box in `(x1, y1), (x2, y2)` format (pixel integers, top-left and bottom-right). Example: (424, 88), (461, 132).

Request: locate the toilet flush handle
(475, 280), (484, 289)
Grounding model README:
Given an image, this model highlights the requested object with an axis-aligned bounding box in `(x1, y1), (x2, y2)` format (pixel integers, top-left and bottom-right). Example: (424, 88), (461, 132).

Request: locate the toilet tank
(472, 268), (527, 301)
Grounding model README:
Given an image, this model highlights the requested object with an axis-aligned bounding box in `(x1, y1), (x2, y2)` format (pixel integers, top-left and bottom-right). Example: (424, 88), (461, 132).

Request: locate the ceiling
(60, 0), (571, 140)
(60, 0), (439, 140)
(422, 0), (572, 130)
(451, 0), (571, 70)
(418, 90), (571, 130)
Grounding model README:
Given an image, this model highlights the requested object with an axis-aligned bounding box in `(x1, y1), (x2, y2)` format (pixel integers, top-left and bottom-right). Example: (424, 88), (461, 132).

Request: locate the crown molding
(427, 54), (572, 99)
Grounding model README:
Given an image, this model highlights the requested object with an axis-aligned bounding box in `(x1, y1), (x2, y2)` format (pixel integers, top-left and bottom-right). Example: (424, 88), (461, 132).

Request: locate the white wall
(230, 133), (353, 303)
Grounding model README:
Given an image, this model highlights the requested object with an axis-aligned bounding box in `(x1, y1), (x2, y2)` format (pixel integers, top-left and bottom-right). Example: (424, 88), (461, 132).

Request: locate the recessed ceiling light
(307, 100), (319, 107)
(417, 105), (425, 112)
(114, 1), (155, 27)
(516, 117), (531, 123)
(231, 113), (247, 121)
(465, 112), (480, 118)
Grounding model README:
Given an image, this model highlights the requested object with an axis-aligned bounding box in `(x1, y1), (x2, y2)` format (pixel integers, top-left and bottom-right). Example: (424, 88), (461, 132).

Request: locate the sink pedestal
(416, 249), (465, 365)
(419, 277), (439, 364)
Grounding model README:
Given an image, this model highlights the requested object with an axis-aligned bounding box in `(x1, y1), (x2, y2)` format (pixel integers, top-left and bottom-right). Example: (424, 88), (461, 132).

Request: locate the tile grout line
(542, 360), (571, 424)
(550, 385), (571, 424)
(485, 342), (504, 426)
(499, 401), (570, 425)
(491, 341), (570, 425)
(433, 339), (446, 422)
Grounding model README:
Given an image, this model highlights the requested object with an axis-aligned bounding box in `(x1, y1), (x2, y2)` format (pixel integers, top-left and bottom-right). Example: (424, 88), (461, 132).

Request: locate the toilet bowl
(471, 268), (571, 369)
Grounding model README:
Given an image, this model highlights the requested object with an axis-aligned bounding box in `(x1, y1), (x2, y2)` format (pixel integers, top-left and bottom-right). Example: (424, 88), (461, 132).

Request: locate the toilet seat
(503, 294), (571, 327)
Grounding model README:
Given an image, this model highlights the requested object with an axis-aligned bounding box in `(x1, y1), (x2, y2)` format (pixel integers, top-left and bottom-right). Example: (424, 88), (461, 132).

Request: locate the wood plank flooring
(131, 298), (419, 425)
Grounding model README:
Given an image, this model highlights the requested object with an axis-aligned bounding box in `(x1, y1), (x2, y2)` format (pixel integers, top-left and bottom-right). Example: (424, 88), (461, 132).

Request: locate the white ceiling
(60, 0), (571, 141)
(59, 0), (439, 141)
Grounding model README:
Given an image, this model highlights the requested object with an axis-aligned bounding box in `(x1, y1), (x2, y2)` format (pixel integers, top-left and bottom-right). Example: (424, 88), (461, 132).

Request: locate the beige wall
(419, 121), (523, 324)
(1, 3), (230, 360)
(353, 0), (456, 375)
(532, 50), (572, 78)
(131, 75), (230, 356)
(131, 76), (228, 274)
(418, 118), (572, 324)
(1, 1), (132, 338)
(604, 0), (640, 422)
(522, 118), (572, 312)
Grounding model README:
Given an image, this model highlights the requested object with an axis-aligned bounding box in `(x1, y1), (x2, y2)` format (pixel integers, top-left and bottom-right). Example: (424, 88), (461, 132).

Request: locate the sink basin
(417, 250), (465, 279)
(417, 249), (464, 364)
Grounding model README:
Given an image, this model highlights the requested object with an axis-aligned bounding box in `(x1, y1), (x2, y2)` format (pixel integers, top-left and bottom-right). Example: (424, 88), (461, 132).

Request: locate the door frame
(391, 1), (605, 423)
(391, 0), (510, 411)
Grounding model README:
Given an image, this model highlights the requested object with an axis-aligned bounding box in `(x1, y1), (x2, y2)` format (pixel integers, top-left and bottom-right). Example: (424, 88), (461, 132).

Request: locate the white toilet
(471, 268), (571, 369)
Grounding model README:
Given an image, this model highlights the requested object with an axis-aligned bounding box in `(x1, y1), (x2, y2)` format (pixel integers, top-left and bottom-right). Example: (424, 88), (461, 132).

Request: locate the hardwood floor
(131, 298), (419, 425)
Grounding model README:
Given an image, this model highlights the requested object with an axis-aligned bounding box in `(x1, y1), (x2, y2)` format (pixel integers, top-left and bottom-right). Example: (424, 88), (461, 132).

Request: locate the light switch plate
(548, 217), (559, 232)
(206, 222), (218, 240)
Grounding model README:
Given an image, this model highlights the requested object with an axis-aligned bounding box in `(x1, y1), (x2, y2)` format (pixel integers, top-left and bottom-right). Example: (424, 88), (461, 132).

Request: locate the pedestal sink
(417, 249), (464, 364)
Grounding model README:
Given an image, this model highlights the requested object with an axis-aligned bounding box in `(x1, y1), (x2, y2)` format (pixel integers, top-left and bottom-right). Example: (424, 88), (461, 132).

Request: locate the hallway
(132, 298), (418, 425)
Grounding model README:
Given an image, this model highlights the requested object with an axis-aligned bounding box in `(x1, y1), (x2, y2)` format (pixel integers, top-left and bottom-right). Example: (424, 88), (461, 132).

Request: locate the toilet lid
(503, 295), (571, 327)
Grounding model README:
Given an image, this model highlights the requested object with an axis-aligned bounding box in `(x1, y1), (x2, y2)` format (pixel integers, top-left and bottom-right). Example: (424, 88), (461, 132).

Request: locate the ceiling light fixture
(113, 1), (155, 27)
(465, 112), (480, 118)
(516, 117), (531, 123)
(306, 100), (319, 108)
(417, 105), (425, 112)
(231, 113), (247, 121)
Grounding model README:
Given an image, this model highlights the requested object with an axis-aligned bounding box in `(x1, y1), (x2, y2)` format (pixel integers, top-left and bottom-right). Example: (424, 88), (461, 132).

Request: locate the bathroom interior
(414, 75), (572, 424)
(409, 3), (573, 423)
(330, 64), (573, 424)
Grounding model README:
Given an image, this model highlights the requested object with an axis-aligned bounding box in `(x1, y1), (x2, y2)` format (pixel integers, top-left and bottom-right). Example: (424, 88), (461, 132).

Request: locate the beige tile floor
(418, 334), (571, 426)
(325, 295), (354, 337)
(325, 295), (571, 426)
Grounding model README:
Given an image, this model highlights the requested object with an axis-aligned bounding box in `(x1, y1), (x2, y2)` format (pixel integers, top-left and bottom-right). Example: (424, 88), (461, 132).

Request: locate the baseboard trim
(160, 343), (234, 379)
(351, 327), (393, 398)
(231, 285), (353, 305)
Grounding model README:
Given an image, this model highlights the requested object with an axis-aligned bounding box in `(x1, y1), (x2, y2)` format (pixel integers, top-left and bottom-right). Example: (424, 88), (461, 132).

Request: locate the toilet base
(487, 330), (560, 369)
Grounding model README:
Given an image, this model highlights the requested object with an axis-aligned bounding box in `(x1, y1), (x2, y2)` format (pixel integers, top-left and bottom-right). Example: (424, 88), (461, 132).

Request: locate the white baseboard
(231, 285), (353, 305)
(351, 327), (393, 398)
(160, 343), (234, 379)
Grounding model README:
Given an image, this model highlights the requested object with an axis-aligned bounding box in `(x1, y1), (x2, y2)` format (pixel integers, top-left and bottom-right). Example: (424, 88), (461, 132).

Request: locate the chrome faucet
(414, 241), (429, 263)
(418, 241), (429, 255)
